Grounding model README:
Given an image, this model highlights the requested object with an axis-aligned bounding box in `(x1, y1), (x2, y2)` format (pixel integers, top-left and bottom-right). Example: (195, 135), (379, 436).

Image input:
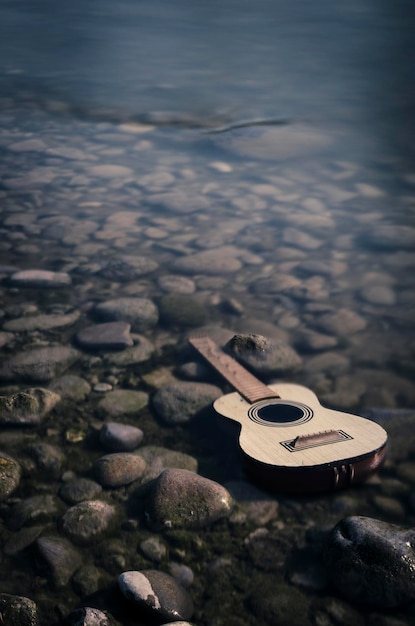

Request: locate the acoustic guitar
(188, 335), (388, 494)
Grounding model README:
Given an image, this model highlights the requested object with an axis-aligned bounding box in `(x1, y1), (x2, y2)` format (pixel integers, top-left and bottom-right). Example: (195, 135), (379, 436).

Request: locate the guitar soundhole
(248, 400), (313, 427)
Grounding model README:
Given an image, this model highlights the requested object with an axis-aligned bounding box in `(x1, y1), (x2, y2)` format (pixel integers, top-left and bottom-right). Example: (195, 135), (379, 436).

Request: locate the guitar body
(214, 383), (388, 494)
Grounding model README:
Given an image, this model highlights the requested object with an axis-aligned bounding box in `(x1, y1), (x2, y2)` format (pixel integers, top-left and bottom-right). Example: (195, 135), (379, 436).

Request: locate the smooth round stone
(0, 452), (21, 501)
(75, 321), (133, 351)
(64, 607), (116, 626)
(138, 446), (198, 482)
(214, 124), (330, 160)
(173, 248), (242, 275)
(313, 308), (367, 336)
(60, 500), (118, 546)
(0, 594), (39, 626)
(140, 536), (167, 562)
(49, 375), (91, 401)
(118, 569), (194, 621)
(324, 516), (415, 607)
(360, 285), (396, 306)
(144, 468), (233, 531)
(8, 269), (71, 288)
(0, 346), (80, 382)
(87, 164), (134, 178)
(167, 563), (194, 589)
(99, 422), (144, 451)
(294, 329), (338, 352)
(158, 294), (208, 328)
(158, 275), (196, 294)
(147, 190), (210, 214)
(0, 387), (61, 425)
(225, 334), (302, 375)
(59, 478), (103, 504)
(2, 310), (80, 332)
(36, 536), (82, 588)
(25, 442), (66, 477)
(104, 335), (155, 366)
(225, 480), (279, 525)
(94, 453), (147, 488)
(152, 381), (222, 425)
(93, 297), (159, 331)
(0, 331), (14, 349)
(8, 494), (62, 530)
(363, 225), (415, 250)
(98, 255), (158, 281)
(97, 390), (148, 418)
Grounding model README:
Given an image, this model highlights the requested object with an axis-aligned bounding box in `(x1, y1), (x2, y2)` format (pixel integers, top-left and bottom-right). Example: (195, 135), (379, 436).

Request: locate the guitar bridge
(281, 429), (352, 452)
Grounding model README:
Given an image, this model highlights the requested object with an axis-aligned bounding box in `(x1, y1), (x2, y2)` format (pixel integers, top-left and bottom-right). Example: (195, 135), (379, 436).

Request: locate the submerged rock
(0, 452), (21, 501)
(60, 500), (118, 546)
(0, 388), (60, 425)
(152, 381), (221, 425)
(144, 468), (233, 531)
(324, 516), (415, 607)
(0, 346), (80, 382)
(94, 453), (147, 488)
(225, 333), (302, 375)
(36, 535), (82, 588)
(75, 321), (133, 351)
(93, 297), (159, 331)
(8, 269), (71, 288)
(0, 593), (39, 626)
(99, 421), (144, 451)
(118, 569), (194, 622)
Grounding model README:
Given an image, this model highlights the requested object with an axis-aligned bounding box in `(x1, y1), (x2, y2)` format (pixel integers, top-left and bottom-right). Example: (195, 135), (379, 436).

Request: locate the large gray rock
(93, 297), (159, 331)
(8, 269), (71, 288)
(118, 569), (194, 621)
(152, 381), (222, 424)
(225, 333), (302, 376)
(60, 500), (118, 546)
(144, 468), (233, 531)
(324, 516), (415, 607)
(0, 452), (21, 501)
(0, 346), (80, 382)
(0, 594), (39, 626)
(0, 388), (60, 425)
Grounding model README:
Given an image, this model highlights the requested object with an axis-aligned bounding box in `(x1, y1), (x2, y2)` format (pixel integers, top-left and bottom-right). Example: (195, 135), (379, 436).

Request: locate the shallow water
(0, 1), (415, 625)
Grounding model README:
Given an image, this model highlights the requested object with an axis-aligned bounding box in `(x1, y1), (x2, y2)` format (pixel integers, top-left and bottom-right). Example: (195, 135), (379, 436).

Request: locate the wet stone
(97, 389), (148, 418)
(8, 269), (72, 288)
(139, 446), (198, 482)
(118, 569), (194, 622)
(94, 453), (147, 487)
(158, 293), (208, 327)
(0, 330), (14, 348)
(24, 442), (66, 478)
(360, 284), (396, 306)
(173, 248), (243, 275)
(294, 328), (338, 352)
(140, 535), (167, 562)
(157, 274), (196, 294)
(0, 387), (61, 425)
(99, 421), (144, 451)
(152, 381), (222, 424)
(97, 255), (158, 281)
(60, 500), (118, 546)
(363, 224), (415, 250)
(0, 594), (39, 626)
(3, 525), (43, 556)
(225, 333), (302, 376)
(324, 516), (415, 607)
(75, 321), (133, 351)
(0, 346), (80, 382)
(2, 309), (80, 332)
(93, 297), (159, 331)
(59, 477), (103, 504)
(35, 535), (82, 588)
(64, 607), (116, 626)
(8, 494), (62, 530)
(49, 374), (91, 401)
(167, 563), (194, 589)
(313, 308), (367, 336)
(225, 480), (279, 525)
(103, 335), (154, 366)
(144, 468), (233, 531)
(0, 452), (21, 501)
(248, 578), (310, 626)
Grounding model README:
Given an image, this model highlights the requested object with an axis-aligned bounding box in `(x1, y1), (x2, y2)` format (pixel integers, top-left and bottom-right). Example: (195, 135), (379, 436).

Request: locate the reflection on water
(0, 1), (415, 625)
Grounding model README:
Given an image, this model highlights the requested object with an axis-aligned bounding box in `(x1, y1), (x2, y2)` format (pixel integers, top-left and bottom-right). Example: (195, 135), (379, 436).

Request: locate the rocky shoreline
(0, 100), (415, 625)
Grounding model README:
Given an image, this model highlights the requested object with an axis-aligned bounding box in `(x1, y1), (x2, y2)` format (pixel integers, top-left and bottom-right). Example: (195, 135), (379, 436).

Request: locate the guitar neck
(188, 335), (280, 404)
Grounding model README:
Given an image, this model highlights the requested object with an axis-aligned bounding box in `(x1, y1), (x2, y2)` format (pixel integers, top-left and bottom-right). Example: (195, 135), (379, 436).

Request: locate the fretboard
(188, 335), (280, 404)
